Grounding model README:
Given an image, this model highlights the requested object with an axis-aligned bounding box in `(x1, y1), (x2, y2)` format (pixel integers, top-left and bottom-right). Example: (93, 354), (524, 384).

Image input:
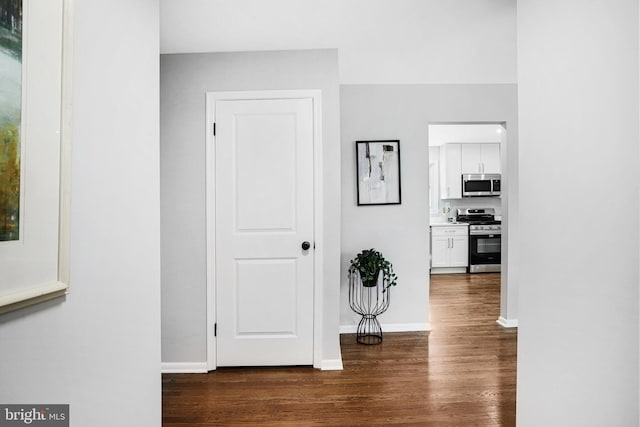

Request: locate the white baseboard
(496, 316), (518, 328)
(164, 360), (343, 372)
(339, 322), (431, 334)
(161, 362), (208, 373)
(319, 359), (344, 371)
(430, 267), (467, 275)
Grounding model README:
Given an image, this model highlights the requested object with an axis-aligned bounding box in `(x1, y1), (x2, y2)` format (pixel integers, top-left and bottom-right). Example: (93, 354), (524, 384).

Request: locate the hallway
(162, 273), (517, 426)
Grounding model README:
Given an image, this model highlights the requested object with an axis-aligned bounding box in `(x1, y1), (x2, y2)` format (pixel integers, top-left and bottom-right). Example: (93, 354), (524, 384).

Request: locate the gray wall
(0, 0), (161, 425)
(340, 84), (519, 329)
(160, 49), (342, 365)
(517, 1), (639, 425)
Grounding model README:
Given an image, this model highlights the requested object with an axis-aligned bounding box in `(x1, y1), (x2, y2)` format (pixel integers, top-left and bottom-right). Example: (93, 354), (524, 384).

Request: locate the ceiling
(159, 0), (517, 84)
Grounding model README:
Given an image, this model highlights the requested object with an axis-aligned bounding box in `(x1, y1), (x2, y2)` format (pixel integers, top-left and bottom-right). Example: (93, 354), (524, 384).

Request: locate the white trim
(311, 93), (324, 370)
(205, 90), (323, 371)
(161, 362), (208, 374)
(430, 267), (467, 275)
(339, 322), (431, 334)
(496, 316), (518, 328)
(205, 94), (216, 371)
(319, 359), (343, 371)
(0, 281), (67, 315)
(58, 0), (73, 288)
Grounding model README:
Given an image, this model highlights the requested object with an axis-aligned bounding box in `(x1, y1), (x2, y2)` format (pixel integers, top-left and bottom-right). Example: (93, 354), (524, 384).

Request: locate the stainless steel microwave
(462, 174), (501, 197)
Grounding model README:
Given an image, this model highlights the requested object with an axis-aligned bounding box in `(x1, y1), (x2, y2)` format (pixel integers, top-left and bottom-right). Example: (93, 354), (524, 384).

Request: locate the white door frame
(205, 90), (323, 370)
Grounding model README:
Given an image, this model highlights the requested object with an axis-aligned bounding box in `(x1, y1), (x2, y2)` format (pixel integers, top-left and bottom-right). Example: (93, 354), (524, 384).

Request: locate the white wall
(159, 0), (517, 85)
(0, 1), (161, 426)
(160, 49), (342, 366)
(517, 1), (639, 425)
(340, 84), (518, 330)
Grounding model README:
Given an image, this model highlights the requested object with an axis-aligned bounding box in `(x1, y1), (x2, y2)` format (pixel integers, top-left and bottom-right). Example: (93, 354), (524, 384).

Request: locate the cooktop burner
(455, 208), (501, 226)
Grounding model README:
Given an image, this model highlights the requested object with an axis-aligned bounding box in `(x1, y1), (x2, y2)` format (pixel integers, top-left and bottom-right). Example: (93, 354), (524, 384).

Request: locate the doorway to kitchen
(427, 122), (512, 327)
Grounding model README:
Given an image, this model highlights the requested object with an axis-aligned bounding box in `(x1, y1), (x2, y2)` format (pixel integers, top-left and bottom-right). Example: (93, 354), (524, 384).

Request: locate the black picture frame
(355, 140), (401, 206)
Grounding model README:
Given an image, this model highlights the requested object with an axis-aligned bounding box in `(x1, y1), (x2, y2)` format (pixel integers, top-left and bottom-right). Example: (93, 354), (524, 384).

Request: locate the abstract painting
(0, 0), (22, 241)
(356, 140), (401, 205)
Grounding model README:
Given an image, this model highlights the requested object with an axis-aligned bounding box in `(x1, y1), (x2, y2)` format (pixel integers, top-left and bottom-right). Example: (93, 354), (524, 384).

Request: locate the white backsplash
(431, 197), (502, 223)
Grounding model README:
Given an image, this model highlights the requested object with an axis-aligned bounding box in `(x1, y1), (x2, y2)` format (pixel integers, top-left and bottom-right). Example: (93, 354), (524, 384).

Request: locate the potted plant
(348, 248), (398, 290)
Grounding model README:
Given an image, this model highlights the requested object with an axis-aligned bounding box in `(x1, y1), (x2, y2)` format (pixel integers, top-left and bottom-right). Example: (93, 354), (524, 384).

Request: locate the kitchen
(428, 123), (505, 278)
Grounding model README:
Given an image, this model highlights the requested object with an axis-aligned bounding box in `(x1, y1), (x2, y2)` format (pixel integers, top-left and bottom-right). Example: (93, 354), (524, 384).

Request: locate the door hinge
(214, 323), (217, 337)
(213, 123), (216, 136)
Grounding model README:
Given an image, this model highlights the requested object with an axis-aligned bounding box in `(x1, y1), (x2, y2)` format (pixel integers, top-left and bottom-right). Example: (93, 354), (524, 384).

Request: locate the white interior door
(215, 97), (315, 366)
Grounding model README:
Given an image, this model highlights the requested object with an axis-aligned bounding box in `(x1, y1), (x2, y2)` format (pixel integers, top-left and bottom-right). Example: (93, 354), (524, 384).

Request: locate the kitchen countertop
(430, 221), (469, 227)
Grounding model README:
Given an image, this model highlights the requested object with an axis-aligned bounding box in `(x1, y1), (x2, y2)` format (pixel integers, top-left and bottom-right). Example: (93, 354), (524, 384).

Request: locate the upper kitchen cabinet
(461, 143), (501, 174)
(439, 142), (502, 199)
(439, 143), (461, 199)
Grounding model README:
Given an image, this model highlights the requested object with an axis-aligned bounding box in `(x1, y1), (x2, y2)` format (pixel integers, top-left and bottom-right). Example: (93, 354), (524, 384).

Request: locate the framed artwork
(356, 140), (401, 205)
(0, 0), (71, 314)
(0, 0), (23, 242)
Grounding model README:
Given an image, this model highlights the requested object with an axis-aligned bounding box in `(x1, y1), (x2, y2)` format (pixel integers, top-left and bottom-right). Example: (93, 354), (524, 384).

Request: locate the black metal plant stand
(348, 271), (390, 345)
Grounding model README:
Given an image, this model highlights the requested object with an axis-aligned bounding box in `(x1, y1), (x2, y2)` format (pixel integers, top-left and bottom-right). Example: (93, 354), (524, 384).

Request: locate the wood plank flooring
(162, 273), (517, 426)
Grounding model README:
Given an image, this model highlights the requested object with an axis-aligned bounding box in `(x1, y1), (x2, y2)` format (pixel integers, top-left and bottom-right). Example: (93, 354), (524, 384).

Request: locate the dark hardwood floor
(162, 273), (517, 426)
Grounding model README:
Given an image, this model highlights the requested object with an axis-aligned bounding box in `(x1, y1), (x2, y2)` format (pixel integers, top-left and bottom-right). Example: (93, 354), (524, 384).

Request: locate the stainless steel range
(456, 208), (501, 273)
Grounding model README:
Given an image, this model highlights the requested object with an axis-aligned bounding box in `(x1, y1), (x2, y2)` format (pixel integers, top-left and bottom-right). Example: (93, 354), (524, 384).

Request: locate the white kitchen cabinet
(448, 235), (469, 266)
(439, 143), (461, 199)
(480, 143), (501, 173)
(461, 143), (501, 174)
(431, 235), (450, 267)
(460, 143), (482, 174)
(430, 225), (468, 268)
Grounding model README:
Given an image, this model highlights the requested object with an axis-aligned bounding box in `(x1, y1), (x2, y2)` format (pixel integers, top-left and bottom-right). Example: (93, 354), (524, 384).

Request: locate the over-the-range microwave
(462, 173), (501, 197)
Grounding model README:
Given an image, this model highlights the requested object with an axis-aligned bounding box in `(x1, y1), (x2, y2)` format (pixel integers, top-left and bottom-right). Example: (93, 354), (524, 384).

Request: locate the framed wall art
(0, 0), (72, 314)
(356, 140), (401, 206)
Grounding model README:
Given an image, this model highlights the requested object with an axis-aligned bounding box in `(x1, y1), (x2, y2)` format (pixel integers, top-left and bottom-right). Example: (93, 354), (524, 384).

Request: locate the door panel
(449, 236), (469, 267)
(235, 258), (297, 336)
(215, 98), (314, 367)
(481, 143), (501, 174)
(461, 143), (482, 173)
(431, 236), (449, 268)
(235, 114), (297, 232)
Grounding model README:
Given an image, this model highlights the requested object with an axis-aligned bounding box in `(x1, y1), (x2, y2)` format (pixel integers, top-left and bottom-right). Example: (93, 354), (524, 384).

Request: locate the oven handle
(469, 231), (502, 236)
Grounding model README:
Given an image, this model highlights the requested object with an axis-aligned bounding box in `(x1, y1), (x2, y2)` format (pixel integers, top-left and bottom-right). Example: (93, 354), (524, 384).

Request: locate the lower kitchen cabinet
(430, 225), (468, 269)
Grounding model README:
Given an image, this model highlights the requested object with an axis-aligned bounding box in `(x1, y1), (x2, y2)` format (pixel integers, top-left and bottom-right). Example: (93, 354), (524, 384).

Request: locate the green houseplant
(348, 249), (398, 290)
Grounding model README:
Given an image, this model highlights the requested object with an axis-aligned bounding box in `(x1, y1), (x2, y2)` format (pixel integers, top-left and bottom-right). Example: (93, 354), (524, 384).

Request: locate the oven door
(469, 233), (501, 273)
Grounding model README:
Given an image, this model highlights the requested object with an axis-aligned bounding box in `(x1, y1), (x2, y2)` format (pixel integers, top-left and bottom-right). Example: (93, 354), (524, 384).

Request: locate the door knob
(301, 241), (311, 250)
